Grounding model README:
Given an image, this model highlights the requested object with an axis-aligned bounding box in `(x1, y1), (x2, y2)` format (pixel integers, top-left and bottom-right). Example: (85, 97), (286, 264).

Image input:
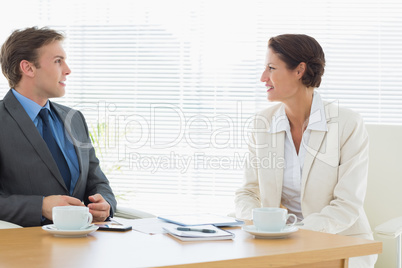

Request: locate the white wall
(365, 124), (402, 268)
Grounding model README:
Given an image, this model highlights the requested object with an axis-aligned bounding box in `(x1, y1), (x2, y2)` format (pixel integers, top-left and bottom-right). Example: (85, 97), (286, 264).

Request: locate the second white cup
(52, 206), (93, 230)
(253, 207), (297, 232)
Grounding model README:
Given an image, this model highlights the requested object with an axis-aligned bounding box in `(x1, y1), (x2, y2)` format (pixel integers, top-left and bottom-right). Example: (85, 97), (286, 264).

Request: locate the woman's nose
(260, 70), (268, 83)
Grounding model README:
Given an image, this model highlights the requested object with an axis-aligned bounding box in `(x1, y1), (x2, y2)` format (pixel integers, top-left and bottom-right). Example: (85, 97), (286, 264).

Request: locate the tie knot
(39, 108), (51, 125)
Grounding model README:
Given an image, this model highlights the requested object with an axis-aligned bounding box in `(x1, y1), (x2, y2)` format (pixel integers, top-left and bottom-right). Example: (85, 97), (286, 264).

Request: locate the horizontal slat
(0, 0), (401, 215)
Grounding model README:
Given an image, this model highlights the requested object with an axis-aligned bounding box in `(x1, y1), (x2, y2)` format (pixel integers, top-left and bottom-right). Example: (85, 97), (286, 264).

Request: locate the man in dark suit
(0, 27), (117, 227)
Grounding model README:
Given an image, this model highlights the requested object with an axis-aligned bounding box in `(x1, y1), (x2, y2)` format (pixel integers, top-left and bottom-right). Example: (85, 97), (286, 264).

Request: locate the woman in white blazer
(235, 34), (376, 267)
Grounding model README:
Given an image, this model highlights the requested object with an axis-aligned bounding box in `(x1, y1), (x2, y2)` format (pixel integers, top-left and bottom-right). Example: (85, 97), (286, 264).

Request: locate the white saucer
(42, 224), (99, 238)
(242, 225), (298, 239)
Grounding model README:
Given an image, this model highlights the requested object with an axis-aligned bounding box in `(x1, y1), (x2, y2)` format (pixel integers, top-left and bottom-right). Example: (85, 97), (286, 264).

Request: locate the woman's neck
(284, 89), (314, 131)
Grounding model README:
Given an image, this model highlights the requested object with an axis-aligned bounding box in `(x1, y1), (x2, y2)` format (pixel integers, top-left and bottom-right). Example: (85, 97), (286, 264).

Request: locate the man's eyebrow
(54, 55), (65, 59)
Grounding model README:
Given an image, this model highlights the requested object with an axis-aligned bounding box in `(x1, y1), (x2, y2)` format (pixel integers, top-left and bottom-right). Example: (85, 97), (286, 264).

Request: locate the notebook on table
(163, 224), (235, 241)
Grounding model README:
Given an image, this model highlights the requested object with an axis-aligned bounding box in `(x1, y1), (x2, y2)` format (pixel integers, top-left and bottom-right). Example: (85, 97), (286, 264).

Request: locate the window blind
(0, 0), (401, 216)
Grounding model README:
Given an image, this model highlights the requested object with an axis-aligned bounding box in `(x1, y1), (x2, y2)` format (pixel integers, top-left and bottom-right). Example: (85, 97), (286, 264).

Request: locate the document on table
(113, 217), (171, 235)
(114, 215), (243, 236)
(163, 224), (235, 241)
(157, 213), (244, 227)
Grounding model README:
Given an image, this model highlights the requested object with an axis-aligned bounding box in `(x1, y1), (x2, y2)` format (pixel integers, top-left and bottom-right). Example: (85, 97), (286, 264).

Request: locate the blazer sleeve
(301, 110), (370, 234)
(0, 195), (44, 227)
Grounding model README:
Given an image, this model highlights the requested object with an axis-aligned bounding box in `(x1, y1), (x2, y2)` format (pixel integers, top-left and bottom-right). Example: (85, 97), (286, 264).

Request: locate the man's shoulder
(51, 102), (83, 117)
(51, 101), (75, 112)
(0, 90), (20, 115)
(50, 102), (86, 127)
(0, 89), (15, 108)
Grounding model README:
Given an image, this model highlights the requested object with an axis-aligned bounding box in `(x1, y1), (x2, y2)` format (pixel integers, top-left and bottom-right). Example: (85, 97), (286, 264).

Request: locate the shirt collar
(307, 91), (327, 132)
(268, 105), (289, 133)
(12, 88), (52, 121)
(268, 91), (327, 133)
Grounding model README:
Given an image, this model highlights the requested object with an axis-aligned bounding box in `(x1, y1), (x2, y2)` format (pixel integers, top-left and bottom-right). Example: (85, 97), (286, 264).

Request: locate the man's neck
(14, 85), (48, 107)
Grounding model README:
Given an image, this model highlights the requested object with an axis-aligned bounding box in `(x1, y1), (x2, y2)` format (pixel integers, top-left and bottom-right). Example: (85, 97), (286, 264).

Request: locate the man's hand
(87, 194), (111, 222)
(42, 195), (85, 220)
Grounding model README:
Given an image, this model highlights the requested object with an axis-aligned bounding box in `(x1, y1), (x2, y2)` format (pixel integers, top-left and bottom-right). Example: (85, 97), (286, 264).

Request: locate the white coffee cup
(253, 207), (297, 232)
(52, 206), (93, 230)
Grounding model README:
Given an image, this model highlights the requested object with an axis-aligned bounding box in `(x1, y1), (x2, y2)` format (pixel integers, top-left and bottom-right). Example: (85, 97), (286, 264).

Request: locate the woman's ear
(296, 62), (306, 78)
(19, 60), (36, 78)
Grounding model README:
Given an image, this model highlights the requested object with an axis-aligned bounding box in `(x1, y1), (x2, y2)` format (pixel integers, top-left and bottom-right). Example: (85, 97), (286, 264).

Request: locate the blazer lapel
(260, 130), (285, 206)
(300, 101), (337, 199)
(301, 131), (326, 196)
(3, 91), (68, 191)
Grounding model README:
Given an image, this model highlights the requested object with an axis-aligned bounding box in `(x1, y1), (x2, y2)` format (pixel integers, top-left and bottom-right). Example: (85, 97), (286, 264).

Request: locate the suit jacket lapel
(260, 130), (285, 206)
(301, 131), (326, 197)
(3, 90), (68, 191)
(300, 101), (336, 199)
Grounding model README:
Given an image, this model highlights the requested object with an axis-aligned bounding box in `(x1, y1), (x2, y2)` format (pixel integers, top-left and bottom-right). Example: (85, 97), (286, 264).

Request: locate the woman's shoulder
(323, 100), (366, 139)
(323, 100), (363, 123)
(256, 103), (283, 118)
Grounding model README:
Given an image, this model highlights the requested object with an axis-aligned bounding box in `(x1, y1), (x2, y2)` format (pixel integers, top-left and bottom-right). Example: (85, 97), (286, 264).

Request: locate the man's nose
(64, 63), (71, 75)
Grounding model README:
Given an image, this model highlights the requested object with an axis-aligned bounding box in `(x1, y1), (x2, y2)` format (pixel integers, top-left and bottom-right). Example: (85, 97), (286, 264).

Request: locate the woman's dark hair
(0, 26), (64, 88)
(268, 34), (325, 88)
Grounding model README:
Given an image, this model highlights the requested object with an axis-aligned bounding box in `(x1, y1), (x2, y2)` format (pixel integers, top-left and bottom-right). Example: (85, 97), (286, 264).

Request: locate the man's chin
(48, 93), (65, 100)
(55, 88), (66, 98)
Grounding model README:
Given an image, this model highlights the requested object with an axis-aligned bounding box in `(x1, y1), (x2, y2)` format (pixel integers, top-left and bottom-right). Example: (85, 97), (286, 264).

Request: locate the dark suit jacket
(0, 90), (117, 227)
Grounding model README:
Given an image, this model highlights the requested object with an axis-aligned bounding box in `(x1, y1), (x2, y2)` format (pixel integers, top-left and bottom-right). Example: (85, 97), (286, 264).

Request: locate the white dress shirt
(268, 92), (328, 221)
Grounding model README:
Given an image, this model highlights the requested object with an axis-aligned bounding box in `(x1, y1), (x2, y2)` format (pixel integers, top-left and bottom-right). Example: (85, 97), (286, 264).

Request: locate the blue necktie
(39, 109), (71, 191)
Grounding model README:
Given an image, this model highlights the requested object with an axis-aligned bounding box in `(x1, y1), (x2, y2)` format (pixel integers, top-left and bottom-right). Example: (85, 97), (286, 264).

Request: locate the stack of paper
(163, 224), (235, 241)
(158, 213), (244, 227)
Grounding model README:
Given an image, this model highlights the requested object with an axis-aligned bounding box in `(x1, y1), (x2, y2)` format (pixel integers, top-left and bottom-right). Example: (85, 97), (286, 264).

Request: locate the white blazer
(235, 100), (373, 239)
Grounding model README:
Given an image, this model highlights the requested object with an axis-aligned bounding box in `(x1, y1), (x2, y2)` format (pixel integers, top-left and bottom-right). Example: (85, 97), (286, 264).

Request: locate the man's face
(32, 40), (71, 102)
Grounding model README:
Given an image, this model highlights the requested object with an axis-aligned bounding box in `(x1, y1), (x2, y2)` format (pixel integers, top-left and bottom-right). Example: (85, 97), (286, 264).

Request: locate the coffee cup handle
(86, 213), (93, 227)
(286, 213), (297, 227)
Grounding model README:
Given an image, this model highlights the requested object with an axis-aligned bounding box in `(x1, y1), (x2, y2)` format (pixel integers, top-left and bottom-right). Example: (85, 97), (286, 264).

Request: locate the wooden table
(0, 224), (381, 268)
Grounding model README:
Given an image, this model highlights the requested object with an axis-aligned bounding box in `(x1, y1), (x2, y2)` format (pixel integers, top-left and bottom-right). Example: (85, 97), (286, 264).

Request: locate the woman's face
(260, 48), (302, 103)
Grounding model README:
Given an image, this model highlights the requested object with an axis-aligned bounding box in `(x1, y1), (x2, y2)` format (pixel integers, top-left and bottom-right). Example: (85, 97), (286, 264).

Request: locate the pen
(177, 227), (217, 233)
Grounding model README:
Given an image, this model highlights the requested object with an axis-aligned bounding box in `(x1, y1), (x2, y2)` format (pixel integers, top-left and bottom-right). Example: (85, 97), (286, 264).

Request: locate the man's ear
(19, 60), (36, 78)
